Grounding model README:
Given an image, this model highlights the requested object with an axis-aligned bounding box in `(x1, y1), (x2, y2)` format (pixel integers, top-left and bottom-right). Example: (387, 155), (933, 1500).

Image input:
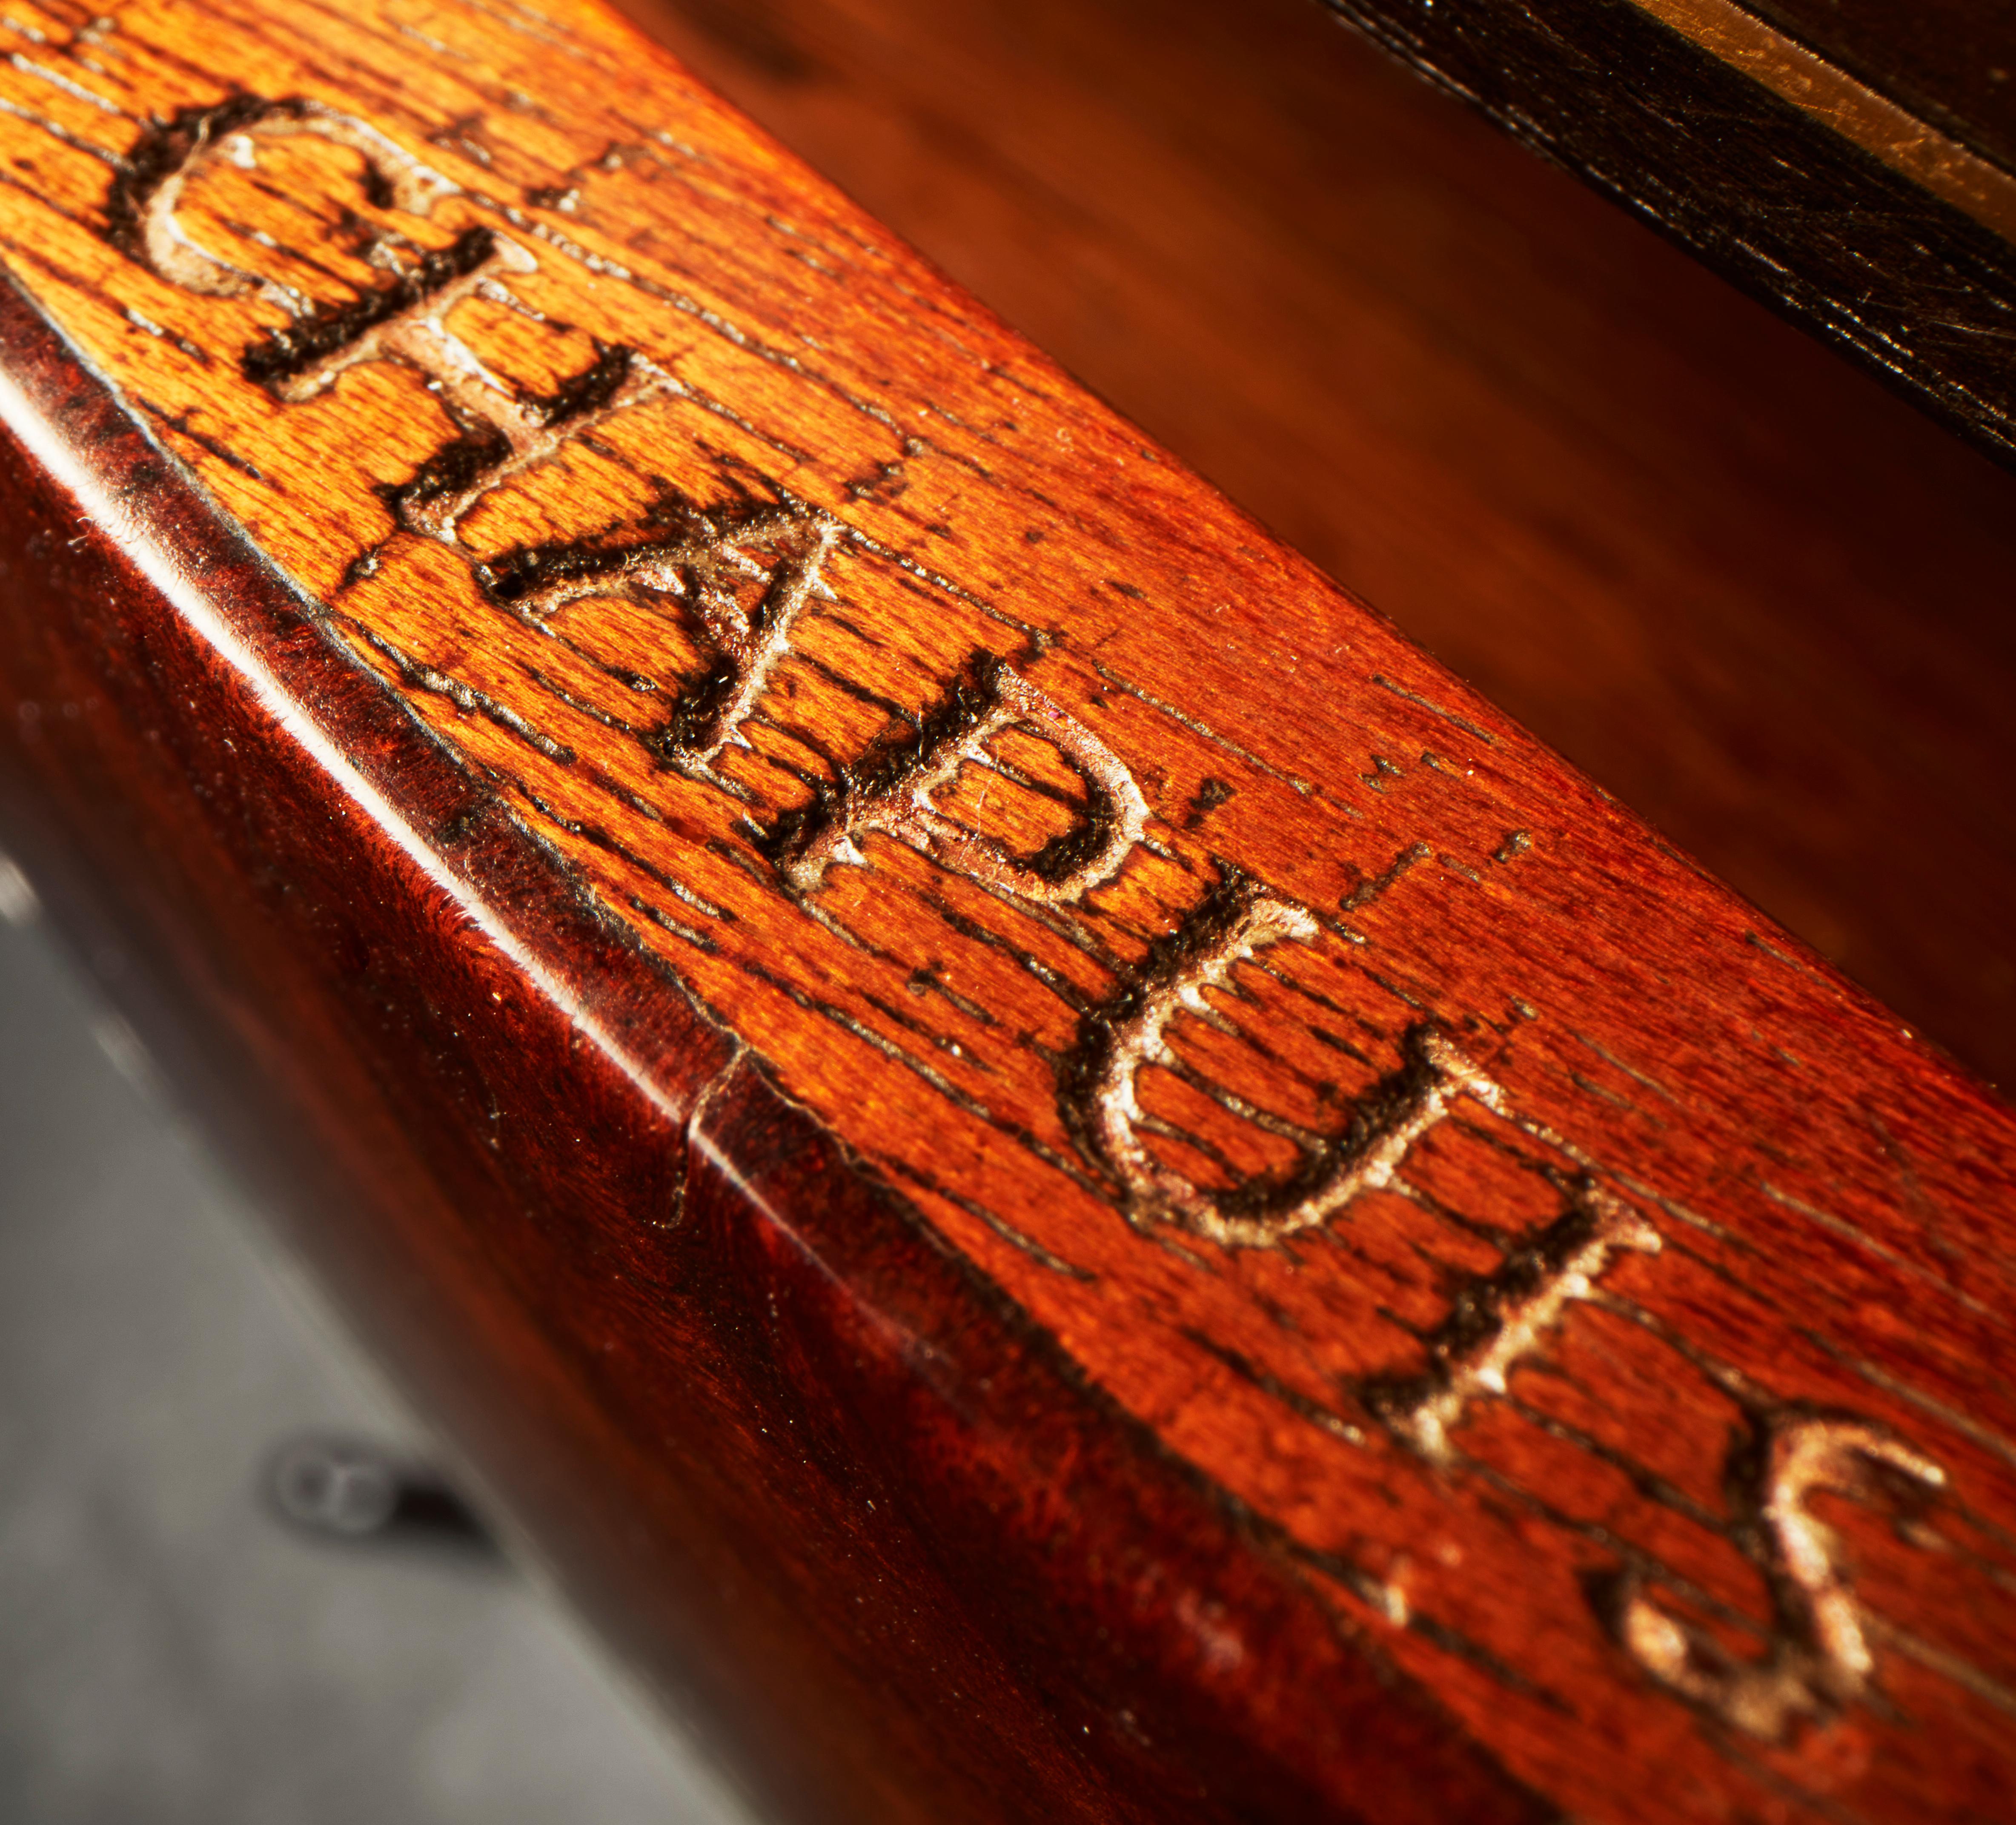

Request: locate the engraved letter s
(1612, 1412), (1944, 1738)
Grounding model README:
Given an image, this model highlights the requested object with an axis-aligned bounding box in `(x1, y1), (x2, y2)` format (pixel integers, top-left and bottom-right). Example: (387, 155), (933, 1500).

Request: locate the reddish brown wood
(0, 4), (2012, 1823)
(625, 0), (2016, 1094)
(0, 258), (1536, 1825)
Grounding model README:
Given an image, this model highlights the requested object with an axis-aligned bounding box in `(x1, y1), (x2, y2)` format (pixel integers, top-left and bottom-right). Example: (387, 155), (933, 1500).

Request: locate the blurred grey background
(0, 848), (756, 1825)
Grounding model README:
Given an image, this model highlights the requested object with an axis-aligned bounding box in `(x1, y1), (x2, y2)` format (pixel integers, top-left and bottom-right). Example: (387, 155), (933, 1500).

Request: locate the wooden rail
(630, 0), (2016, 1098)
(0, 3), (2011, 1821)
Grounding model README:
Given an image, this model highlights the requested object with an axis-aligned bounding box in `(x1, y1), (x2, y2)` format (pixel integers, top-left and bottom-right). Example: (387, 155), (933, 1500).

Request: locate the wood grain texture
(0, 3), (2013, 1823)
(619, 0), (2016, 1097)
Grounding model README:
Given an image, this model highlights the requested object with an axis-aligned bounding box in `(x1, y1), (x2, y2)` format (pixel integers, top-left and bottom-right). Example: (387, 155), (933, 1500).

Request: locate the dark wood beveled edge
(0, 255), (1550, 1824)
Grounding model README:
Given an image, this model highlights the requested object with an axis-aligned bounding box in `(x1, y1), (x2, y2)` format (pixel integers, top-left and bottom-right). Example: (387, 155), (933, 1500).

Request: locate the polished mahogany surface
(628, 0), (2016, 1093)
(0, 3), (2012, 1822)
